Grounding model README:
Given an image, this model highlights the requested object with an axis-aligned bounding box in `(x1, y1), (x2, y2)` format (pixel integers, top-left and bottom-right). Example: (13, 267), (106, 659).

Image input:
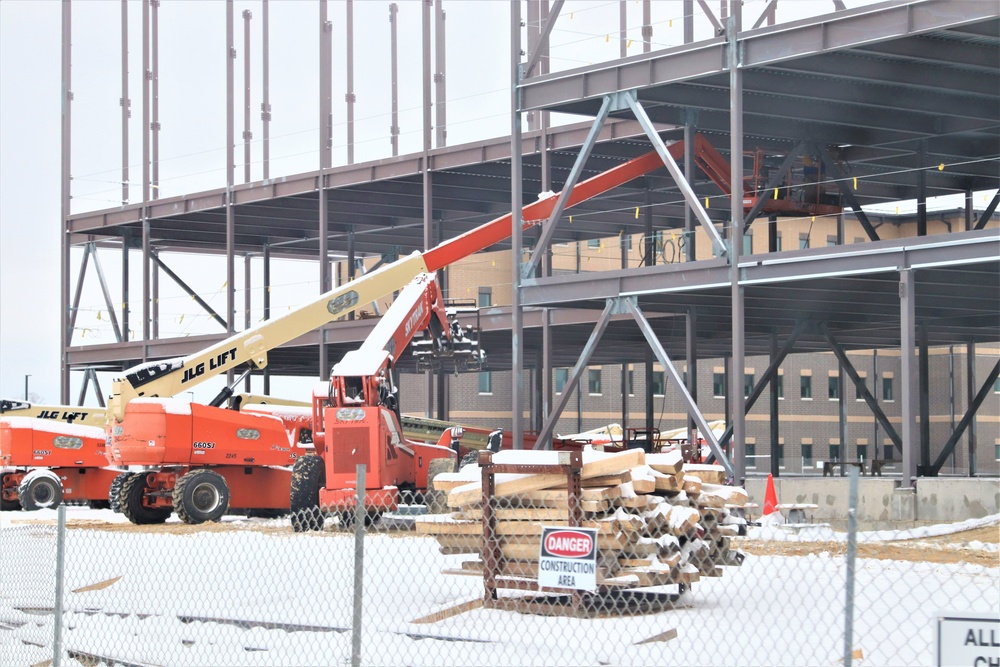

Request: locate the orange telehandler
(0, 399), (121, 511)
(288, 272), (484, 531)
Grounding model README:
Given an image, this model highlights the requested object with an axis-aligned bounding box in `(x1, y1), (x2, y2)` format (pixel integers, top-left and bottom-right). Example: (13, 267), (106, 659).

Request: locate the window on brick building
(883, 377), (894, 401)
(777, 375), (784, 399)
(555, 368), (568, 394)
(478, 287), (492, 307)
(828, 375), (839, 400)
(802, 444), (813, 466)
(588, 368), (602, 395)
(857, 445), (868, 461)
(478, 371), (492, 394)
(856, 377), (866, 401)
(830, 444), (841, 461)
(652, 371), (665, 396)
(884, 445), (894, 461)
(713, 373), (725, 397)
(744, 373), (754, 398)
(800, 375), (812, 399)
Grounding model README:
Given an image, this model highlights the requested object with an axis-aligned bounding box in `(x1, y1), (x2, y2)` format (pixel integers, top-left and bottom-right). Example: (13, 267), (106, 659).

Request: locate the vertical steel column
(900, 269), (917, 484)
(619, 0), (627, 57)
(346, 0), (355, 164)
(263, 244), (271, 394)
(966, 341), (977, 476)
(686, 308), (698, 450)
(60, 0), (73, 403)
(965, 190), (974, 231)
(389, 3), (399, 156)
(916, 141), (927, 237)
(122, 230), (130, 342)
(642, 0), (651, 53)
(151, 250), (159, 339)
(621, 232), (629, 435)
(141, 0), (151, 362)
(319, 0), (332, 380)
(683, 0), (694, 43)
(244, 255), (251, 391)
(151, 0), (160, 199)
(684, 116), (696, 260)
(243, 9), (252, 182)
(539, 35), (552, 432)
(511, 0), (524, 448)
(918, 324), (931, 470)
(873, 349), (879, 463)
(120, 0), (129, 206)
(226, 0), (236, 362)
(526, 0), (539, 132)
(435, 0), (446, 148)
(319, 0), (332, 171)
(727, 1), (745, 481)
(644, 185), (654, 438)
(838, 362), (847, 470)
(769, 331), (779, 475)
(261, 0), (270, 180)
(422, 0), (434, 415)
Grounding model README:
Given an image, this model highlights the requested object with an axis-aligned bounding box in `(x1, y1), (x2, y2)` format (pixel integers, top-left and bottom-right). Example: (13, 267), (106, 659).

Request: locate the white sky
(2, 0), (968, 406)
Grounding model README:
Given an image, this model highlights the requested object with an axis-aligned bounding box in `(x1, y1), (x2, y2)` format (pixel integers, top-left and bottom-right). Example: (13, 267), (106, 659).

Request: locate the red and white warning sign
(538, 526), (598, 591)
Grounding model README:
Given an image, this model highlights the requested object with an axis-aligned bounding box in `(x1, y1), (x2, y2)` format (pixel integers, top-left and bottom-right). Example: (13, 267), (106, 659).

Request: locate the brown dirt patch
(736, 524), (1000, 567)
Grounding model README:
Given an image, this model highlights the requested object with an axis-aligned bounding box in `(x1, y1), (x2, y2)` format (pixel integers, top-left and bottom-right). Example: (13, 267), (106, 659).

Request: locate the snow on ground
(1, 507), (998, 666)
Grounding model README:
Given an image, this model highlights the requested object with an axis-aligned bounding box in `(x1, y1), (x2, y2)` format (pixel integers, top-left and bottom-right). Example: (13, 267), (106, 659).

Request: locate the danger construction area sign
(537, 526), (598, 592)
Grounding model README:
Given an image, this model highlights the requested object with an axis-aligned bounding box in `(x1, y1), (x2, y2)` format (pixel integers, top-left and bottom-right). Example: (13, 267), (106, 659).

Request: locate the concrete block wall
(744, 477), (1000, 529)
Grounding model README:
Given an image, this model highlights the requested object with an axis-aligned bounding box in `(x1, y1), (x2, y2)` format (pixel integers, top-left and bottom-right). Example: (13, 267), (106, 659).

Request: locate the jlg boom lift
(0, 399), (121, 511)
(99, 133), (839, 525)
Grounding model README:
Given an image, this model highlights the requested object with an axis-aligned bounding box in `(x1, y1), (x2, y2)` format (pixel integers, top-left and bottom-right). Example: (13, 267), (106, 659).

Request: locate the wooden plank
(410, 598), (483, 624)
(635, 628), (679, 645)
(682, 474), (702, 495)
(646, 450), (684, 475)
(446, 449), (645, 508)
(447, 474), (566, 508)
(701, 483), (749, 505)
(683, 463), (727, 484)
(653, 474), (681, 493)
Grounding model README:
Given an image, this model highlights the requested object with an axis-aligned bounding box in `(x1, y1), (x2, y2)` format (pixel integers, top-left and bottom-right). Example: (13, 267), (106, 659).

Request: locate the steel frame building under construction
(55, 0), (999, 484)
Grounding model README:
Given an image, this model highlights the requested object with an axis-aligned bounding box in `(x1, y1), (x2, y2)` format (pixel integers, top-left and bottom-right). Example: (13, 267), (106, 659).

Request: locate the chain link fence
(1, 461), (997, 667)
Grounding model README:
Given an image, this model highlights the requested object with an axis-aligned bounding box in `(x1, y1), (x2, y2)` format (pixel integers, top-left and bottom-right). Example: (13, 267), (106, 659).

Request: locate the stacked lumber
(416, 448), (746, 593)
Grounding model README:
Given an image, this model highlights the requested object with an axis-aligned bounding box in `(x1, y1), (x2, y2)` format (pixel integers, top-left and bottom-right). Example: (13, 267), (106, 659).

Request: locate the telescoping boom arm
(109, 141), (688, 422)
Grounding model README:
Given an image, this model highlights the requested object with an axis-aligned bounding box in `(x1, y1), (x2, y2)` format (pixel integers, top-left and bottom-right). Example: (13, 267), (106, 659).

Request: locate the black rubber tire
(173, 469), (230, 524)
(459, 450), (480, 468)
(339, 510), (380, 529)
(88, 499), (111, 510)
(245, 508), (288, 519)
(1, 473), (21, 512)
(18, 474), (63, 511)
(120, 474), (171, 525)
(289, 454), (325, 532)
(108, 472), (134, 513)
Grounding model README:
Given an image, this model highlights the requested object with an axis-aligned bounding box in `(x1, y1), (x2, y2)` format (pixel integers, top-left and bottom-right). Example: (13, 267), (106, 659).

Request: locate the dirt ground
(736, 524), (1000, 567)
(8, 515), (999, 567)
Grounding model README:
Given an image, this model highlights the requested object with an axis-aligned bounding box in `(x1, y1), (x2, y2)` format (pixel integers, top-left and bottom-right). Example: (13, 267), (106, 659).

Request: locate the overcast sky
(1, 0), (899, 406)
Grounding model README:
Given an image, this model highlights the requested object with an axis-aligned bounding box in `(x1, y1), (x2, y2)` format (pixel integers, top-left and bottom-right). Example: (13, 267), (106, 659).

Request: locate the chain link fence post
(52, 504), (67, 667)
(352, 463), (366, 667)
(844, 465), (859, 666)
